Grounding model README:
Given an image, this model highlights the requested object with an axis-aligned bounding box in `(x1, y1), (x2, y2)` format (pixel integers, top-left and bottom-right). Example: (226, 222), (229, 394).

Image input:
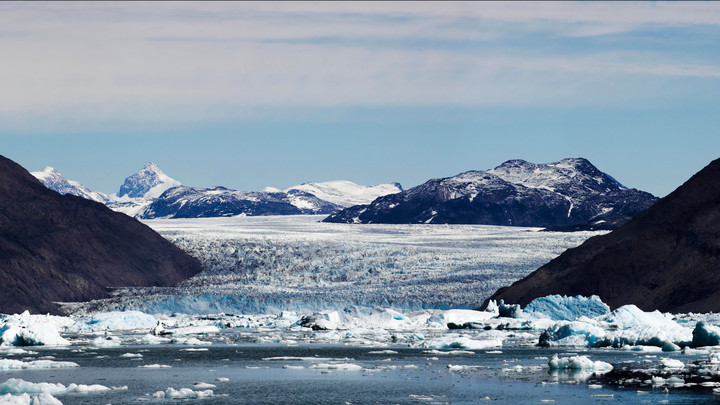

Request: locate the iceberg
(522, 295), (610, 321)
(0, 378), (112, 395)
(539, 321), (606, 347)
(419, 335), (503, 350)
(539, 304), (692, 349)
(152, 387), (214, 399)
(0, 359), (78, 370)
(547, 355), (612, 372)
(691, 321), (720, 347)
(659, 358), (684, 369)
(92, 335), (122, 348)
(308, 363), (363, 371)
(0, 312), (70, 347)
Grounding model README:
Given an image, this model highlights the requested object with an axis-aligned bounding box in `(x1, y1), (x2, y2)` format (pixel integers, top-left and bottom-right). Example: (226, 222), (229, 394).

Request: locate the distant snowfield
(72, 216), (603, 314)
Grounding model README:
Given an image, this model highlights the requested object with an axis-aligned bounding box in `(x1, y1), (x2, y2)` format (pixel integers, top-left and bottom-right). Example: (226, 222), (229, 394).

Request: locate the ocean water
(4, 342), (716, 404)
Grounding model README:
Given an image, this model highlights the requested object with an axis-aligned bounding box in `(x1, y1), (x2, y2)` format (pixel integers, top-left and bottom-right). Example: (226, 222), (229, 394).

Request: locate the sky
(2, 2), (720, 197)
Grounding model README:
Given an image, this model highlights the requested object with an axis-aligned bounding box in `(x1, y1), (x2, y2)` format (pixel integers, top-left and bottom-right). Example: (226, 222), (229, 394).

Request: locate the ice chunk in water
(523, 295), (610, 321)
(548, 355), (612, 372)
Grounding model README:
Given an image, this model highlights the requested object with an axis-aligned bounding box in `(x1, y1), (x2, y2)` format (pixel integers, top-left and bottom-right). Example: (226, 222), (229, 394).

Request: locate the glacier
(63, 215), (601, 315)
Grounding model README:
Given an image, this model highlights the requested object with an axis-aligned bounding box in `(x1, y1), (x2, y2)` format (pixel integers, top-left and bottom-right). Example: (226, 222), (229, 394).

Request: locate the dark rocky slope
(0, 155), (202, 314)
(139, 186), (341, 218)
(324, 158), (656, 228)
(484, 157), (720, 313)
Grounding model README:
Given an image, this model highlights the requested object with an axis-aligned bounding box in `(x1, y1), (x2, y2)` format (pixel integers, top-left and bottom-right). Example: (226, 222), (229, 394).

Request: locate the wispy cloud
(1, 1), (719, 129)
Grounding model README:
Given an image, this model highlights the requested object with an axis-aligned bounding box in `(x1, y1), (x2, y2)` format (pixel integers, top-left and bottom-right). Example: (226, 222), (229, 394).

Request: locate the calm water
(4, 343), (720, 404)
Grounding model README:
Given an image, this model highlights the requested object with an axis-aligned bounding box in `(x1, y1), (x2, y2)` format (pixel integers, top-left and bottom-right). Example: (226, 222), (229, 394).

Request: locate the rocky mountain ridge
(323, 158), (657, 229)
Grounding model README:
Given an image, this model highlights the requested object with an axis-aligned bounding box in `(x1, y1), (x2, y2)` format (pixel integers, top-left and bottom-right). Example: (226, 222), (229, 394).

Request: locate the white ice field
(67, 215), (603, 315)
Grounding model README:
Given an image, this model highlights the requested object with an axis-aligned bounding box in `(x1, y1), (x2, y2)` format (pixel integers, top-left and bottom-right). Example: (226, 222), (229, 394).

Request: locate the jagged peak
(494, 159), (533, 169)
(494, 157), (595, 171)
(118, 162), (181, 199)
(32, 166), (62, 180)
(134, 162), (165, 176)
(38, 166), (58, 173)
(549, 157), (596, 170)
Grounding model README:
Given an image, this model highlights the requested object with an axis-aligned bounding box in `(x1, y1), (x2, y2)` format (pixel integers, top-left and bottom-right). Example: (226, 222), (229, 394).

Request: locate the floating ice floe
(152, 387), (214, 399)
(0, 359), (78, 370)
(446, 364), (485, 372)
(0, 378), (120, 395)
(156, 325), (220, 336)
(0, 392), (62, 405)
(547, 355), (612, 372)
(92, 335), (122, 347)
(0, 348), (35, 356)
(308, 363), (363, 371)
(171, 337), (212, 346)
(419, 335), (502, 350)
(139, 334), (170, 345)
(660, 358), (685, 369)
(0, 312), (70, 347)
(283, 365), (305, 369)
(421, 349), (475, 355)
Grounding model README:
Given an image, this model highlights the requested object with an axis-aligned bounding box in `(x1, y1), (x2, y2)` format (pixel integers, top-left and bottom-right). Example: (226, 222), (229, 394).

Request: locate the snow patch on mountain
(117, 162), (181, 199)
(283, 180), (402, 207)
(31, 167), (109, 203)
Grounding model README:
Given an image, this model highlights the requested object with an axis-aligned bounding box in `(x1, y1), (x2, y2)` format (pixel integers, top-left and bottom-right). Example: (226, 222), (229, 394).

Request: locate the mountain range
(484, 157), (720, 313)
(324, 158), (657, 229)
(32, 163), (402, 219)
(33, 158), (656, 229)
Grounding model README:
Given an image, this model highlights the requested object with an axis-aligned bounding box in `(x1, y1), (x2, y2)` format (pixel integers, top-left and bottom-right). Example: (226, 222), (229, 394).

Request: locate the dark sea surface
(3, 343), (719, 404)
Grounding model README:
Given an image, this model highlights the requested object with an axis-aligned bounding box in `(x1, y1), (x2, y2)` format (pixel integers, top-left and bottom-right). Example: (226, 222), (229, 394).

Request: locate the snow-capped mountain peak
(488, 158), (625, 195)
(324, 158), (657, 228)
(117, 162), (182, 199)
(31, 166), (109, 203)
(283, 180), (403, 207)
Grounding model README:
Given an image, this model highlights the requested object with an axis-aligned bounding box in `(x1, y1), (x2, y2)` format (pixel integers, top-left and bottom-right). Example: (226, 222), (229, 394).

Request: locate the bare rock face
(0, 155), (202, 314)
(484, 157), (720, 313)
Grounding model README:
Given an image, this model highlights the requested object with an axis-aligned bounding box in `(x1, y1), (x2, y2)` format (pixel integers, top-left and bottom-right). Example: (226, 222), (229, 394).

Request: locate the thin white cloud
(0, 1), (718, 127)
